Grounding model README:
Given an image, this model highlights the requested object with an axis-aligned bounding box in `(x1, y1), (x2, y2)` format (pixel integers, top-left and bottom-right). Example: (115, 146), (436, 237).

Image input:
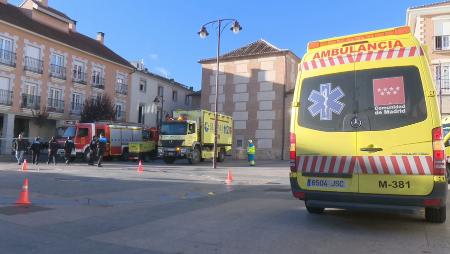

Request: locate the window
(158, 86), (164, 97)
(138, 104), (145, 124)
(71, 93), (83, 111)
(434, 18), (450, 50)
(185, 95), (190, 105)
(24, 82), (37, 96)
(115, 103), (124, 119)
(139, 79), (147, 92)
(25, 45), (40, 59)
(50, 53), (65, 78)
(92, 67), (103, 85)
(77, 128), (89, 137)
(0, 77), (11, 105)
(188, 123), (195, 134)
(236, 139), (243, 148)
(172, 90), (178, 102)
(73, 61), (85, 81)
(51, 53), (64, 67)
(434, 64), (450, 92)
(0, 36), (12, 61)
(48, 87), (62, 108)
(0, 76), (10, 91)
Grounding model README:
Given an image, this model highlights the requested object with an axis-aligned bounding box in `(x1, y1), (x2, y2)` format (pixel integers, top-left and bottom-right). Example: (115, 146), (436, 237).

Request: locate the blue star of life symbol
(308, 83), (345, 121)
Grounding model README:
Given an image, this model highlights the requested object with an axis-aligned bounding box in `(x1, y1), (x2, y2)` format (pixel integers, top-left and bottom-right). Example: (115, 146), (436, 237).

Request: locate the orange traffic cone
(137, 160), (143, 173)
(22, 159), (28, 171)
(16, 178), (31, 206)
(226, 169), (233, 184)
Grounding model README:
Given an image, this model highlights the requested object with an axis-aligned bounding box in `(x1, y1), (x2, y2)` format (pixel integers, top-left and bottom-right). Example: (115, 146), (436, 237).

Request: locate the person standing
(29, 137), (42, 165)
(64, 136), (75, 165)
(97, 134), (107, 167)
(88, 136), (98, 165)
(47, 136), (58, 165)
(14, 134), (28, 165)
(247, 139), (256, 166)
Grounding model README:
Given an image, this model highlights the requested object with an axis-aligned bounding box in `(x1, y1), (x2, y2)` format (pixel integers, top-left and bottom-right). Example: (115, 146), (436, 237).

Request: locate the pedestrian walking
(88, 135), (98, 165)
(64, 136), (75, 165)
(247, 139), (256, 166)
(29, 136), (42, 165)
(13, 134), (28, 165)
(47, 136), (58, 165)
(97, 134), (107, 167)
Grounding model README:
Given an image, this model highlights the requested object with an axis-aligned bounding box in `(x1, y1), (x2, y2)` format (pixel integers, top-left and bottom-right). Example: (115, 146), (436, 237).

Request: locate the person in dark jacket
(13, 134), (28, 165)
(64, 136), (75, 165)
(88, 136), (98, 165)
(29, 137), (42, 165)
(97, 134), (107, 167)
(47, 136), (58, 165)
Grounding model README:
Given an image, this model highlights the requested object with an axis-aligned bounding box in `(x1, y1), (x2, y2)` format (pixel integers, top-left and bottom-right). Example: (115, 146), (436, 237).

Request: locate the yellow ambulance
(289, 26), (447, 223)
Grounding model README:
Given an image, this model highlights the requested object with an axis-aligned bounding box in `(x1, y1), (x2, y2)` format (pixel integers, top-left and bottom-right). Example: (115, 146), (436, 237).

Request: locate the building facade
(199, 39), (300, 160)
(0, 0), (133, 153)
(407, 1), (450, 117)
(129, 61), (195, 128)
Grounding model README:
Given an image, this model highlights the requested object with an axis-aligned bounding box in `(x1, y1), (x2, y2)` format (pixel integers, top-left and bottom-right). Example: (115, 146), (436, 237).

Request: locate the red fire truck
(71, 122), (146, 161)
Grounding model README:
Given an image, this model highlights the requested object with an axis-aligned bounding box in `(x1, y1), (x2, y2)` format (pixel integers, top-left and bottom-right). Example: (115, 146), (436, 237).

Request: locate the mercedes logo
(350, 117), (362, 128)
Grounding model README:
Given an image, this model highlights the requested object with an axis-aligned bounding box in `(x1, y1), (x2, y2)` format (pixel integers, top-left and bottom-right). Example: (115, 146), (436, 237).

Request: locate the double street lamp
(198, 19), (242, 169)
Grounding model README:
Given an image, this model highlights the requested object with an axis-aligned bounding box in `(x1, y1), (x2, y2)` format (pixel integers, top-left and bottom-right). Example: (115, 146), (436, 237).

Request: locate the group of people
(12, 133), (107, 167)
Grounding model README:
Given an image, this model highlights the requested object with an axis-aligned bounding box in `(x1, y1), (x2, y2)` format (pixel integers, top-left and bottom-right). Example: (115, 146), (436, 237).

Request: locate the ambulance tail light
(290, 132), (297, 172)
(432, 127), (446, 176)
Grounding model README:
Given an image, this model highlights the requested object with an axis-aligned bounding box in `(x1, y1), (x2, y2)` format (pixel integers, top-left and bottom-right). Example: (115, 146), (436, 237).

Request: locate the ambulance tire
(305, 203), (325, 214)
(164, 157), (176, 164)
(425, 206), (446, 223)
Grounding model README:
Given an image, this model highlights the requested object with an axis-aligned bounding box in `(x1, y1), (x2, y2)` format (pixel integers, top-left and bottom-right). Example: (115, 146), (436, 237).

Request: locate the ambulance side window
(188, 123), (195, 134)
(77, 128), (88, 137)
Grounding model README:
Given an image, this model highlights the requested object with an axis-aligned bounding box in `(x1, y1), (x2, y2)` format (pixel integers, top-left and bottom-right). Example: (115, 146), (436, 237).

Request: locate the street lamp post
(198, 19), (242, 169)
(153, 95), (164, 129)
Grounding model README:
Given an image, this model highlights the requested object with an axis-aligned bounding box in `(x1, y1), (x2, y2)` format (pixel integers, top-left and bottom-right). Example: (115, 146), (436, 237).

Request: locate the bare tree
(80, 94), (116, 123)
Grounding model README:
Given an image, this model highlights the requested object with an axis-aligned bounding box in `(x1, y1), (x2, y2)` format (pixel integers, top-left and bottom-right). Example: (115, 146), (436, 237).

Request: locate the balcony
(47, 98), (65, 113)
(0, 89), (13, 106)
(0, 49), (16, 67)
(115, 111), (126, 122)
(21, 94), (40, 110)
(91, 76), (105, 89)
(70, 102), (84, 115)
(72, 71), (87, 84)
(50, 64), (66, 80)
(435, 78), (450, 94)
(24, 56), (44, 74)
(115, 83), (128, 95)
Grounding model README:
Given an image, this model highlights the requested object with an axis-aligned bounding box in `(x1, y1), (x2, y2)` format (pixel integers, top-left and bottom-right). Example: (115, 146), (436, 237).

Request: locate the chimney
(37, 0), (48, 6)
(96, 32), (104, 44)
(69, 21), (76, 32)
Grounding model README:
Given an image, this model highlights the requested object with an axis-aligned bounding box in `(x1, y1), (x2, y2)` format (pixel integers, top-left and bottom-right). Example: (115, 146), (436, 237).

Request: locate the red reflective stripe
(355, 52), (363, 62)
(295, 156), (301, 171)
(397, 47), (405, 58)
(301, 156), (310, 172)
(303, 62), (309, 71)
(379, 156), (390, 174)
(386, 49), (395, 59)
(347, 54), (354, 63)
(348, 156), (357, 174)
(368, 156), (378, 174)
(414, 156), (425, 175)
(319, 156), (328, 173)
(376, 50), (384, 60)
(311, 60), (318, 69)
(337, 55), (345, 65)
(328, 57), (336, 66)
(328, 156), (337, 174)
(390, 156), (402, 175)
(419, 47), (424, 56)
(426, 156), (433, 173)
(358, 157), (368, 174)
(319, 58), (326, 67)
(402, 156), (413, 175)
(365, 51), (373, 61)
(338, 156), (347, 174)
(310, 156), (319, 173)
(408, 47), (416, 57)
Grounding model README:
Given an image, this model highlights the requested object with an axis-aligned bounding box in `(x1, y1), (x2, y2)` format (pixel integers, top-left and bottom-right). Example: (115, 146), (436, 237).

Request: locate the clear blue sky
(10, 0), (439, 90)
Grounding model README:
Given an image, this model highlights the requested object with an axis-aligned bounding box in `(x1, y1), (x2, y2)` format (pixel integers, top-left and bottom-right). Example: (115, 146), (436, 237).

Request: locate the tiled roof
(0, 2), (133, 68)
(199, 39), (290, 63)
(409, 1), (450, 10)
(32, 0), (75, 22)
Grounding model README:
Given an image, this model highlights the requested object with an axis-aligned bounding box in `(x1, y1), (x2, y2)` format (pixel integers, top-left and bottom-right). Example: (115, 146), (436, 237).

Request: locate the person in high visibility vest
(247, 139), (255, 166)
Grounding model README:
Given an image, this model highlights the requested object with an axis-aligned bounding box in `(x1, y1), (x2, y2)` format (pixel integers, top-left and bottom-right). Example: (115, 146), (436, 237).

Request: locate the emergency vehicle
(290, 26), (447, 223)
(72, 122), (147, 161)
(128, 127), (159, 161)
(443, 117), (450, 179)
(158, 110), (232, 164)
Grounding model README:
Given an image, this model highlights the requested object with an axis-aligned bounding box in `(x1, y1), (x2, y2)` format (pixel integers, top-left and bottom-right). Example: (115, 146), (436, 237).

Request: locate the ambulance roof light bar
(308, 26), (411, 50)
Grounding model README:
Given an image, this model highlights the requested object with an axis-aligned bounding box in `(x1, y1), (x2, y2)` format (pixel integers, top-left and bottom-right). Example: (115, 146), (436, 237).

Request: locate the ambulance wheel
(164, 157), (175, 164)
(217, 149), (225, 162)
(305, 203), (325, 214)
(425, 206), (446, 223)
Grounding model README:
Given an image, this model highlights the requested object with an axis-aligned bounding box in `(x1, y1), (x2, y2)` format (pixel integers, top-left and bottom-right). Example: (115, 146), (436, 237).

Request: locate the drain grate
(264, 188), (290, 192)
(0, 205), (52, 215)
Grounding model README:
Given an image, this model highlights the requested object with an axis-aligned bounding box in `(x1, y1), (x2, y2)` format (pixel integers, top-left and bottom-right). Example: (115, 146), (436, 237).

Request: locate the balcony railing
(0, 49), (16, 67)
(47, 98), (64, 113)
(0, 89), (13, 106)
(21, 94), (40, 110)
(70, 102), (84, 115)
(115, 83), (128, 95)
(24, 56), (44, 74)
(435, 78), (450, 94)
(72, 71), (87, 84)
(115, 111), (126, 122)
(50, 64), (66, 80)
(434, 35), (450, 51)
(91, 76), (105, 89)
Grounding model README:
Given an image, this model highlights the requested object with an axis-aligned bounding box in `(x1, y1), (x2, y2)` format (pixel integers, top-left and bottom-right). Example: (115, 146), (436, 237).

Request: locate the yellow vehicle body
(128, 141), (156, 161)
(289, 26), (447, 222)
